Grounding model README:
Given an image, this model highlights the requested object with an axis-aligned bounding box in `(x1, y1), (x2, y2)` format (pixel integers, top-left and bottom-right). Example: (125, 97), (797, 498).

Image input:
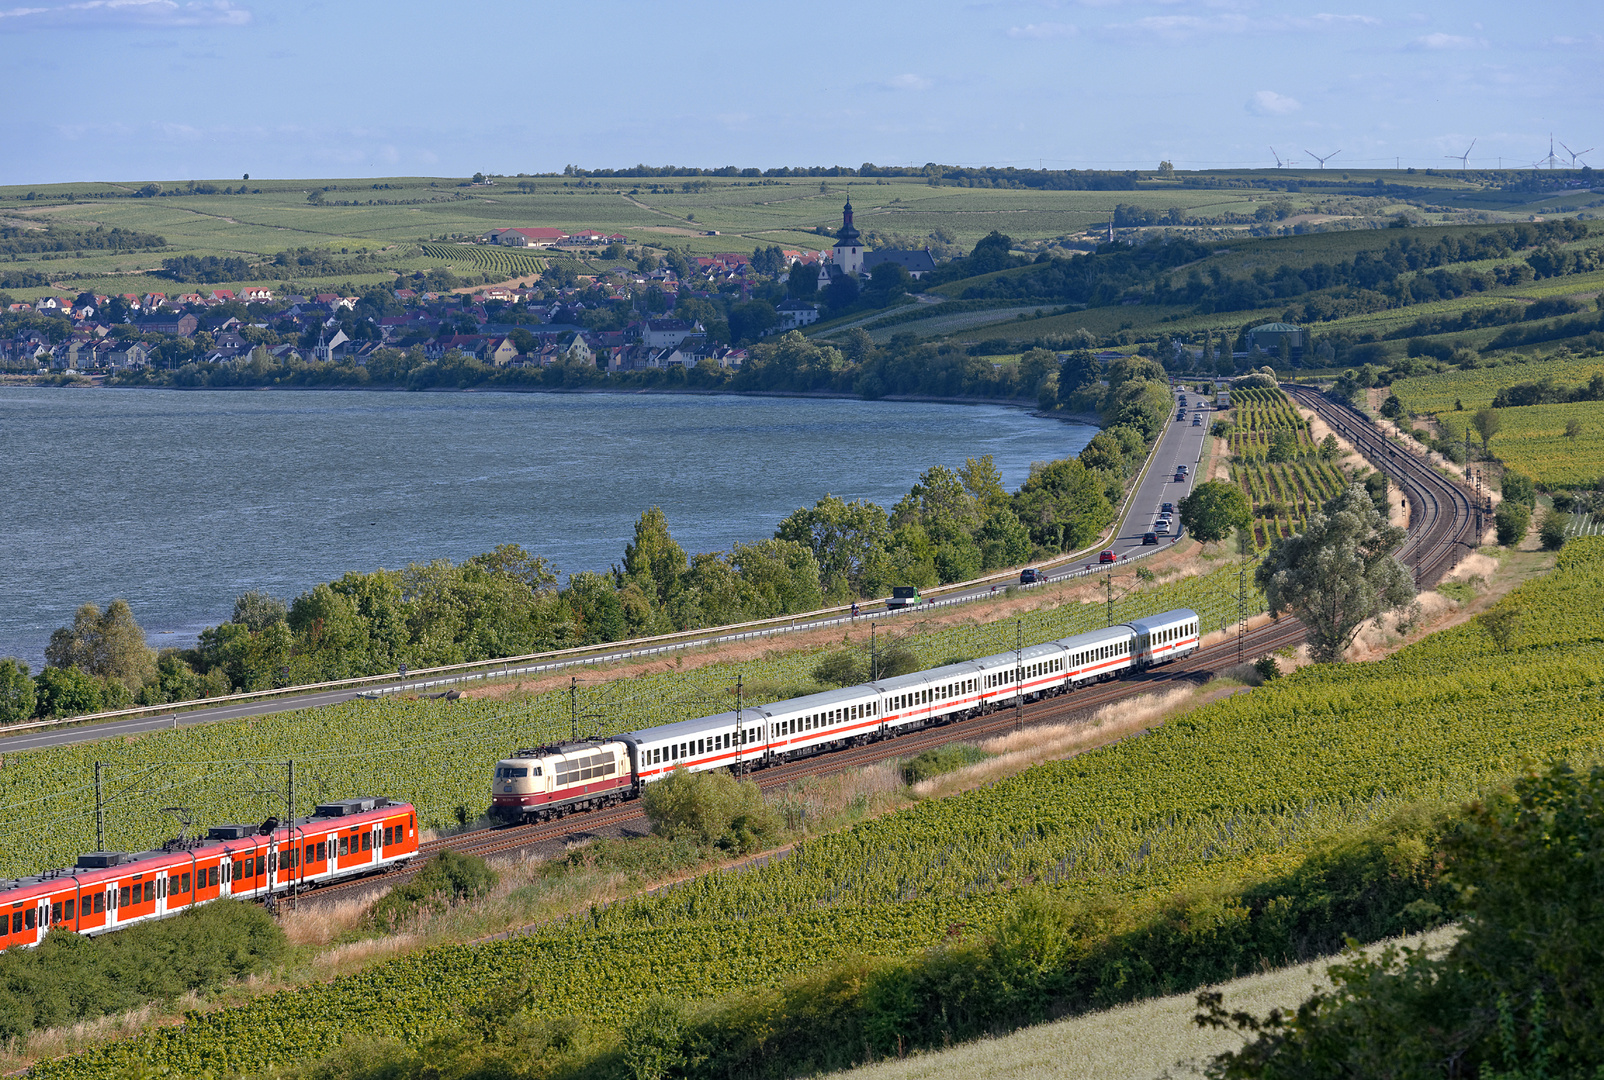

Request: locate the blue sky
(1, 0), (1598, 185)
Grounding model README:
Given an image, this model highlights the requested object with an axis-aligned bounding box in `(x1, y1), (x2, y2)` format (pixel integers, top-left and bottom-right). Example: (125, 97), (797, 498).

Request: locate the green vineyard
(1231, 456), (1350, 550)
(1227, 386), (1314, 459)
(0, 563), (1266, 879)
(34, 539), (1604, 1079)
(417, 242), (547, 279)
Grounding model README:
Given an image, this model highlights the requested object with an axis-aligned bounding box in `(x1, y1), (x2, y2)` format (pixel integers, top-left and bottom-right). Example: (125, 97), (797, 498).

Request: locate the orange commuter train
(0, 796), (418, 948)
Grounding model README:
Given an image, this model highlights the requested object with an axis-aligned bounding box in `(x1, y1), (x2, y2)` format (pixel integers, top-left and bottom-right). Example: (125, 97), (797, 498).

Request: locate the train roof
(1125, 608), (1199, 634)
(763, 681), (882, 717)
(0, 797), (407, 895)
(503, 741), (625, 761)
(619, 707), (773, 744)
(1055, 624), (1136, 650)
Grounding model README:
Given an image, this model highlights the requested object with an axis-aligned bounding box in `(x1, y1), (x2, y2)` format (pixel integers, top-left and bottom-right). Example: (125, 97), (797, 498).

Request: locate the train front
(490, 754), (546, 822)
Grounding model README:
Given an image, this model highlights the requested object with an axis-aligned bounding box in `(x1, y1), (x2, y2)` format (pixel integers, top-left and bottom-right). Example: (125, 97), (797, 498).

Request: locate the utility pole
(569, 676), (578, 742)
(1105, 573), (1113, 626)
(736, 673), (744, 767)
(286, 759), (296, 905)
(870, 623), (877, 681)
(94, 761), (105, 852)
(1015, 620), (1023, 731)
(1237, 568), (1246, 664)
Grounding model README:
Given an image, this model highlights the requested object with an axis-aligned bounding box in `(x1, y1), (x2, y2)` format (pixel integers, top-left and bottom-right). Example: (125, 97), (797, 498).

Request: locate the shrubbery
(366, 851), (498, 931)
(641, 769), (781, 854)
(0, 899), (284, 1041)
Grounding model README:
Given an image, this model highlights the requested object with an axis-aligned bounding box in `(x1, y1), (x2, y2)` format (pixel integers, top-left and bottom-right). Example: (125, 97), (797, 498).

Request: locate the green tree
(562, 571), (627, 645)
(44, 599), (156, 693)
(32, 665), (103, 718)
(775, 495), (893, 601)
(1471, 407), (1501, 453)
(1204, 762), (1604, 1079)
(729, 539), (824, 618)
(1496, 500), (1531, 547)
(1178, 481), (1252, 543)
(641, 769), (780, 852)
(727, 300), (778, 343)
(1255, 484), (1415, 663)
(1565, 416), (1584, 442)
(623, 507), (688, 616)
(1319, 433), (1340, 461)
(0, 659), (34, 725)
(1012, 459), (1114, 553)
(231, 591), (286, 632)
(1539, 510), (1570, 551)
(862, 261), (912, 305)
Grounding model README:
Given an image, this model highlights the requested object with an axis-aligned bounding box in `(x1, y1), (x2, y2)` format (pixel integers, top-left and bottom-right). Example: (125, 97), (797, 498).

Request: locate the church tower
(831, 201), (863, 276)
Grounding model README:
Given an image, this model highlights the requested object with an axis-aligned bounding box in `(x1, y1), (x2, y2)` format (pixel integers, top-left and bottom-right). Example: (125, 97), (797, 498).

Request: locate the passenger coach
(0, 796), (417, 949)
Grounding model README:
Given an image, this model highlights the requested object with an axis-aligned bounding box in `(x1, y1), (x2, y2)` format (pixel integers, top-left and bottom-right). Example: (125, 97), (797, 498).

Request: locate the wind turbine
(1305, 149), (1341, 169)
(1560, 141), (1593, 168)
(1444, 138), (1476, 169)
(1535, 135), (1563, 170)
(1270, 147), (1286, 169)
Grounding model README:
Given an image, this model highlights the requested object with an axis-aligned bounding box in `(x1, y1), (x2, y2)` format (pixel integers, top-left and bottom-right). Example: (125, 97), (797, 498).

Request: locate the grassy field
(1488, 400), (1604, 487)
(835, 928), (1457, 1080)
(1391, 355), (1604, 415)
(3, 170), (1582, 304)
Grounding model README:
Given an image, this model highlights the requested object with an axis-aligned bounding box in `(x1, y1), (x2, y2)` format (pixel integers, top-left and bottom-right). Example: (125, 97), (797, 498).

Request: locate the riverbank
(1, 375), (1103, 425)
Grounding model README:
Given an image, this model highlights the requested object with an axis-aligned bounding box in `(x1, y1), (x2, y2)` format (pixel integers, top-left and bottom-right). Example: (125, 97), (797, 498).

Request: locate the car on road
(1192, 417), (1203, 426)
(1175, 470), (1187, 482)
(1177, 464), (1188, 475)
(1160, 502), (1174, 514)
(1098, 549), (1118, 564)
(1155, 519), (1171, 534)
(1019, 567), (1042, 584)
(1142, 531), (1158, 545)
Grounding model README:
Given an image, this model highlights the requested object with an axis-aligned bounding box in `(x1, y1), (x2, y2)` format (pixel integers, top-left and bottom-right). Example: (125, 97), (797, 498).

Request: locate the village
(0, 206), (948, 377)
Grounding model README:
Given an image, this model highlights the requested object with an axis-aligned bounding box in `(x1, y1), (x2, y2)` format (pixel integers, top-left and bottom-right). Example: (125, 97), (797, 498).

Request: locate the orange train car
(0, 796), (418, 949)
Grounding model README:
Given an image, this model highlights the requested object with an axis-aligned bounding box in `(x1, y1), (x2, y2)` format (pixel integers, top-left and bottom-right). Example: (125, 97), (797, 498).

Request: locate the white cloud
(0, 0), (249, 27)
(1246, 90), (1302, 116)
(887, 73), (933, 91)
(1007, 20), (1077, 37)
(1105, 11), (1378, 39)
(1407, 32), (1488, 50)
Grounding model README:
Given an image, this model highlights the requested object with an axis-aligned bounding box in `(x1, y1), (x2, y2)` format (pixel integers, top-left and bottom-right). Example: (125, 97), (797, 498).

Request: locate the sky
(0, 0), (1598, 186)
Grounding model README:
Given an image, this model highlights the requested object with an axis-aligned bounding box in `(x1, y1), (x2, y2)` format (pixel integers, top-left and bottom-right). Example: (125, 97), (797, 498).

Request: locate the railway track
(299, 616), (1308, 902)
(1285, 385), (1480, 588)
(300, 392), (1475, 906)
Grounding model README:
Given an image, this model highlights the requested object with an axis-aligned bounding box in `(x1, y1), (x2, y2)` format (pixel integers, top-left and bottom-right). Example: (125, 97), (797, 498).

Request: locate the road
(0, 389), (1211, 757)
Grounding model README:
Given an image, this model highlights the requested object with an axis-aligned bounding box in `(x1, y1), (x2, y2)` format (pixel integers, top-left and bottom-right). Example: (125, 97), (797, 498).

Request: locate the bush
(1253, 655), (1282, 681)
(366, 851), (498, 930)
(641, 768), (781, 853)
(1495, 501), (1532, 546)
(1539, 510), (1570, 551)
(0, 899), (284, 1041)
(811, 649), (867, 686)
(900, 744), (992, 785)
(874, 645), (921, 679)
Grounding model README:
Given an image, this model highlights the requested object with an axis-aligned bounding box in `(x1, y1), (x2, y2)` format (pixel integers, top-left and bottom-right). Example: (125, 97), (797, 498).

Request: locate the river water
(0, 388), (1093, 668)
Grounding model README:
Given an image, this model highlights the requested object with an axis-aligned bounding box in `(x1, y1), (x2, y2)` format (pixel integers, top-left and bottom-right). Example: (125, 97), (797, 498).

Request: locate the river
(0, 387), (1093, 667)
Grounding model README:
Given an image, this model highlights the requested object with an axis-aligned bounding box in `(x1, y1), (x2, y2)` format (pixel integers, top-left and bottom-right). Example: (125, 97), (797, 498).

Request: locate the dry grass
(830, 928), (1458, 1080)
(912, 685), (1216, 801)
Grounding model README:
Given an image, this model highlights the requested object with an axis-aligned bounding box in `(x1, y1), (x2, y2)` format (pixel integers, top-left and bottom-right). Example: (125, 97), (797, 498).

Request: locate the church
(816, 201), (937, 291)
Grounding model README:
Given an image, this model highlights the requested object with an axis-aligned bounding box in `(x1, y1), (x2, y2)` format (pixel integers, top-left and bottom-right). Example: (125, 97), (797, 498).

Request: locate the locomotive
(491, 608), (1201, 822)
(0, 796), (418, 948)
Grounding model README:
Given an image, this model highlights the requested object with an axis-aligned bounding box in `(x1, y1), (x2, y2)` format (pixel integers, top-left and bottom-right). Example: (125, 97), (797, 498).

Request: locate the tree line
(0, 427), (1151, 717)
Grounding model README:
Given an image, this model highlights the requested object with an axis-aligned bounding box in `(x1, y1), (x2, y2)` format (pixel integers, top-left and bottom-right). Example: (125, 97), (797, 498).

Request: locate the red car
(1098, 549), (1118, 564)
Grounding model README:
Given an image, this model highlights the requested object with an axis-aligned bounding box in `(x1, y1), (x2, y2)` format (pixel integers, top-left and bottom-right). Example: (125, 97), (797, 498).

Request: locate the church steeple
(834, 201), (860, 247)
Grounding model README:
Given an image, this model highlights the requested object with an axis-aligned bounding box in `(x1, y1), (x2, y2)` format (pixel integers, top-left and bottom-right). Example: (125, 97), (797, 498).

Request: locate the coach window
(338, 837), (348, 857)
(144, 881), (155, 903)
(256, 855), (266, 876)
(317, 842), (328, 862)
(362, 832), (372, 852)
(118, 886), (130, 907)
(23, 909), (35, 930)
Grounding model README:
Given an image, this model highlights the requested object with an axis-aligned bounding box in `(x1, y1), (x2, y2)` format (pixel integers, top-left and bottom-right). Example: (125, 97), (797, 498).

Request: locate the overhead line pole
(95, 761), (104, 853)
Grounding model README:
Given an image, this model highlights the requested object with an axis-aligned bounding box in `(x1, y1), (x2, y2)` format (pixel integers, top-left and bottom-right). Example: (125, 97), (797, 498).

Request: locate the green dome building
(1246, 322), (1307, 361)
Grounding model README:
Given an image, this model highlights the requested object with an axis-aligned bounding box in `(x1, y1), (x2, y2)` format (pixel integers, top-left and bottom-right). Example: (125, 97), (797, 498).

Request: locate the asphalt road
(0, 390), (1211, 756)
